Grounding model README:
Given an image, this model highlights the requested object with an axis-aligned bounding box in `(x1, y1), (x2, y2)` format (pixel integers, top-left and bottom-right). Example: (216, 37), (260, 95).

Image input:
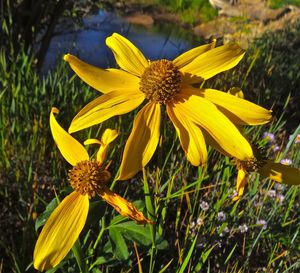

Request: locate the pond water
(43, 10), (201, 72)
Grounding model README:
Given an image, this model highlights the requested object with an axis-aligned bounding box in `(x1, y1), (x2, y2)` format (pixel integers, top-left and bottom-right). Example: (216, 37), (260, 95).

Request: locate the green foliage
(267, 0), (300, 9)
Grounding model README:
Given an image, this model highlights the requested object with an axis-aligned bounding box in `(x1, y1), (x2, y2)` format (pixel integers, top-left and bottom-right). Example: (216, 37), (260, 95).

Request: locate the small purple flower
(263, 132), (275, 143)
(274, 183), (285, 192)
(276, 193), (285, 204)
(217, 211), (226, 222)
(272, 145), (280, 152)
(256, 219), (267, 229)
(200, 201), (209, 211)
(280, 158), (292, 165)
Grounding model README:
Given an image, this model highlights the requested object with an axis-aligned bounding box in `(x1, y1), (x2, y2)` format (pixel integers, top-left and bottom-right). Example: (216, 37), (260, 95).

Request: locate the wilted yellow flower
(33, 108), (152, 271)
(64, 33), (271, 180)
(233, 148), (300, 200)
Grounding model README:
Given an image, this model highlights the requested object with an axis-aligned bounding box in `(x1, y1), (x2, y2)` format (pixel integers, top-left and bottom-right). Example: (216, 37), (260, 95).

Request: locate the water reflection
(43, 10), (200, 72)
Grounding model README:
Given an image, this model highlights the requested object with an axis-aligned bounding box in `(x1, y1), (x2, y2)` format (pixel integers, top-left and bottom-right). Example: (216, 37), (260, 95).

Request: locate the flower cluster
(33, 33), (300, 271)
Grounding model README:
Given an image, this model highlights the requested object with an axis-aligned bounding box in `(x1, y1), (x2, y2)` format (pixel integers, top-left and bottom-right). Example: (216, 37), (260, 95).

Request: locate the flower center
(69, 160), (111, 198)
(233, 147), (267, 173)
(139, 59), (182, 104)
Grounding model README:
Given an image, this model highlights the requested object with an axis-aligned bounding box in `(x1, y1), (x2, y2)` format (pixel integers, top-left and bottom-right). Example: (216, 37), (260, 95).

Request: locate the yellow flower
(64, 33), (272, 180)
(233, 151), (300, 201)
(33, 108), (152, 271)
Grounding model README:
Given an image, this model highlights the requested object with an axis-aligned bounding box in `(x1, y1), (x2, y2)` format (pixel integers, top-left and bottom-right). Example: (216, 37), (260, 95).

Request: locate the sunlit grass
(1, 23), (300, 273)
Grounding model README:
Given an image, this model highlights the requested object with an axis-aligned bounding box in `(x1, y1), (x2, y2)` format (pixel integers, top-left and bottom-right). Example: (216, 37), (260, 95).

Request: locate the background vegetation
(0, 1), (300, 272)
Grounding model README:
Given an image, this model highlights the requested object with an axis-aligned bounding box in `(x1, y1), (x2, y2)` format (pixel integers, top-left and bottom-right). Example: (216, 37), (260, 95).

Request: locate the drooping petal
(50, 108), (89, 166)
(259, 160), (300, 185)
(199, 88), (272, 125)
(69, 90), (145, 133)
(173, 39), (216, 68)
(174, 90), (253, 161)
(98, 186), (153, 224)
(167, 104), (207, 166)
(64, 54), (139, 93)
(118, 102), (161, 180)
(84, 129), (119, 164)
(233, 169), (248, 201)
(34, 191), (89, 271)
(180, 43), (245, 80)
(106, 33), (149, 76)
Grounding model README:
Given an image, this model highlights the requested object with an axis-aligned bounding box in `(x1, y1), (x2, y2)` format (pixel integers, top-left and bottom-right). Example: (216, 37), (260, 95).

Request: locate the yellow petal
(233, 169), (248, 201)
(50, 107), (89, 166)
(174, 90), (253, 161)
(64, 54), (139, 93)
(98, 186), (153, 224)
(180, 43), (245, 80)
(200, 88), (272, 125)
(101, 128), (119, 145)
(167, 104), (207, 166)
(34, 192), (89, 271)
(118, 102), (161, 180)
(173, 39), (216, 68)
(106, 33), (149, 76)
(259, 160), (300, 185)
(69, 90), (145, 133)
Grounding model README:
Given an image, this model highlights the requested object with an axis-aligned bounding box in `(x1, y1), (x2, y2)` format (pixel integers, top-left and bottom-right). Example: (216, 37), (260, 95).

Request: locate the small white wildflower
(238, 224), (248, 233)
(295, 134), (300, 144)
(196, 217), (204, 226)
(267, 190), (276, 198)
(200, 201), (209, 211)
(217, 211), (226, 222)
(219, 226), (229, 237)
(190, 221), (196, 229)
(256, 219), (267, 230)
(231, 190), (238, 199)
(280, 158), (292, 165)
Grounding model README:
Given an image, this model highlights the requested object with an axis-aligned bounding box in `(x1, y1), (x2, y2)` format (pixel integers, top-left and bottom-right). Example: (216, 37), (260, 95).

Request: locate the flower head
(64, 33), (272, 180)
(232, 147), (300, 200)
(33, 108), (152, 271)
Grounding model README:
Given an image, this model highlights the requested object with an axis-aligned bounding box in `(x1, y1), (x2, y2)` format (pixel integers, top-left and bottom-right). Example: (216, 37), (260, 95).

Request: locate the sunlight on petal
(173, 39), (216, 68)
(174, 90), (253, 161)
(167, 104), (207, 166)
(106, 33), (149, 76)
(180, 43), (245, 80)
(259, 160), (300, 185)
(233, 169), (248, 201)
(118, 102), (161, 180)
(64, 54), (139, 93)
(50, 107), (89, 166)
(69, 90), (145, 133)
(98, 186), (153, 224)
(200, 88), (272, 125)
(34, 192), (89, 271)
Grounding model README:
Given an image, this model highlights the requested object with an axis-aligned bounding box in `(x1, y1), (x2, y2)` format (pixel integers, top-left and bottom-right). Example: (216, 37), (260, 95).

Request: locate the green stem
(72, 240), (88, 273)
(93, 216), (106, 250)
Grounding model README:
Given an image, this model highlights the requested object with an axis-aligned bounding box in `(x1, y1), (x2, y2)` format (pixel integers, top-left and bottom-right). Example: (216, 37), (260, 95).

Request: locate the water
(43, 10), (200, 72)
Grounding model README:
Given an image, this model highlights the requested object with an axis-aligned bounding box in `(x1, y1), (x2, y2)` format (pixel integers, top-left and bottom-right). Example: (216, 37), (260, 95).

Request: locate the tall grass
(0, 22), (300, 273)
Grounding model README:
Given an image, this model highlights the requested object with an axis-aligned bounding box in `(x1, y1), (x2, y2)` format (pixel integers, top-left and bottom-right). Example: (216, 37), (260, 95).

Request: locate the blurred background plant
(0, 1), (300, 272)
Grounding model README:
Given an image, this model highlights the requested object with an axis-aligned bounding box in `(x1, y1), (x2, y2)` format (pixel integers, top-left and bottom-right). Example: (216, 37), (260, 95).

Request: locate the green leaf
(35, 197), (58, 231)
(109, 226), (129, 260)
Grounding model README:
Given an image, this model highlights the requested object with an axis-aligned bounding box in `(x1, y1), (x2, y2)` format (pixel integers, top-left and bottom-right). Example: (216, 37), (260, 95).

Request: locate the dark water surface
(43, 10), (200, 72)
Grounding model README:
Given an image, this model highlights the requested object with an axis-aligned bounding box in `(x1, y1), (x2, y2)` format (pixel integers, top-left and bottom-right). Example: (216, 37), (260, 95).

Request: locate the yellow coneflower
(64, 33), (272, 180)
(33, 108), (152, 271)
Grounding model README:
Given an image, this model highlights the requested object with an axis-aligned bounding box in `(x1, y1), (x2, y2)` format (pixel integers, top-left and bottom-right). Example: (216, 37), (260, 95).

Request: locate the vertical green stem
(93, 216), (106, 250)
(143, 168), (156, 273)
(72, 240), (88, 273)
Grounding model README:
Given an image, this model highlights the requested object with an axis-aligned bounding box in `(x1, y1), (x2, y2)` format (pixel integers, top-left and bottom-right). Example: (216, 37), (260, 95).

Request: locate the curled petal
(34, 192), (89, 271)
(119, 102), (161, 180)
(50, 107), (89, 166)
(259, 160), (300, 185)
(200, 88), (272, 125)
(106, 33), (149, 76)
(173, 39), (216, 68)
(233, 169), (248, 201)
(98, 186), (153, 224)
(64, 54), (139, 93)
(180, 43), (245, 80)
(69, 90), (145, 133)
(167, 104), (207, 166)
